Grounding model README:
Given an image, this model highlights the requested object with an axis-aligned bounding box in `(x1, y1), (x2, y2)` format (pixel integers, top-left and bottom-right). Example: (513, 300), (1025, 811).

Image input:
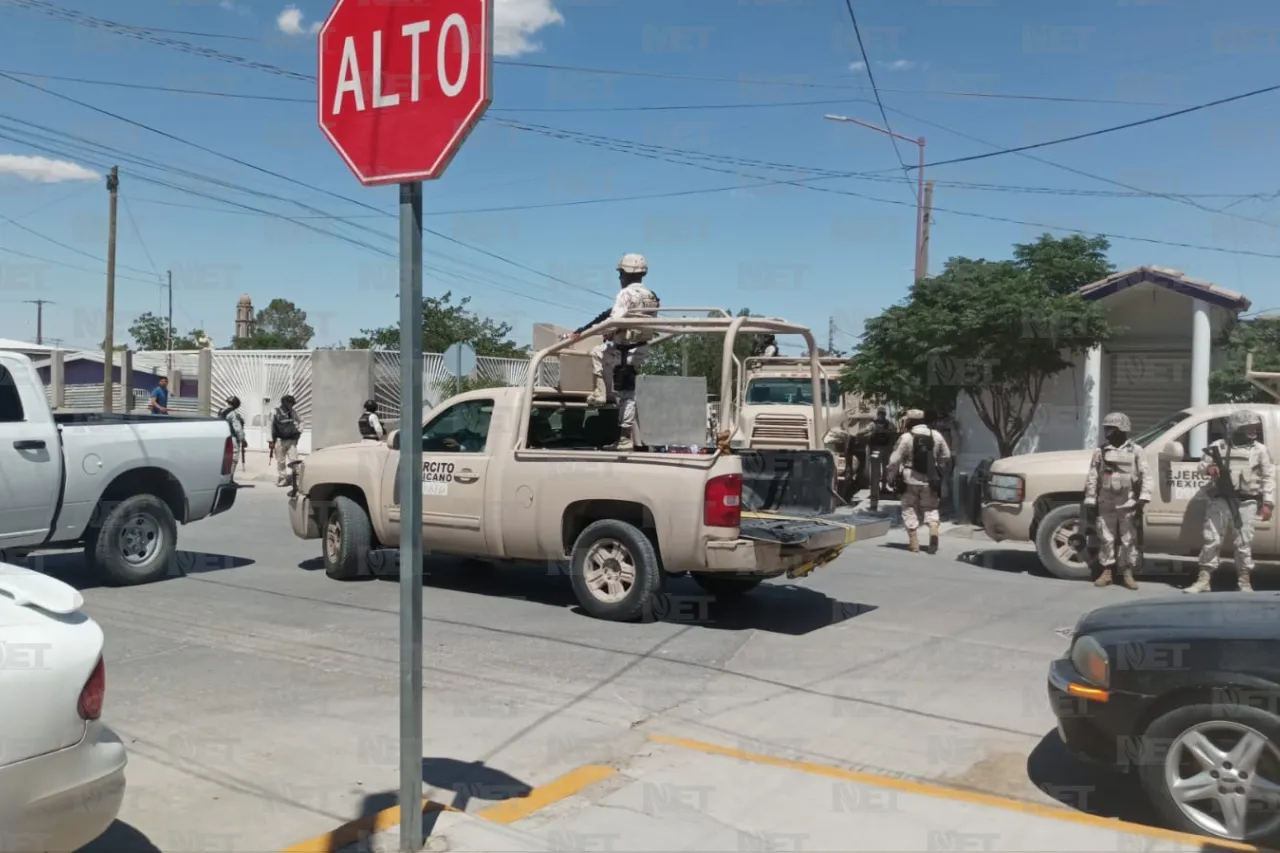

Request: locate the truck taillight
(78, 657), (105, 721)
(221, 437), (234, 476)
(704, 474), (742, 528)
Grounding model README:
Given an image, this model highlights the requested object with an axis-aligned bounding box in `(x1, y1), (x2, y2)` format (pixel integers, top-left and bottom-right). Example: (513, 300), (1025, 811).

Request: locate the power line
(0, 71), (615, 300)
(916, 80), (1280, 170)
(119, 192), (160, 278)
(493, 119), (1280, 260)
(0, 69), (313, 101)
(0, 3), (1205, 108)
(841, 0), (914, 205)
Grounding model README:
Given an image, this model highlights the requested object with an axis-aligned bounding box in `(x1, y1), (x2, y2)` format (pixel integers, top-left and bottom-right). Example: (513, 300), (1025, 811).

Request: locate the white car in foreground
(0, 563), (126, 851)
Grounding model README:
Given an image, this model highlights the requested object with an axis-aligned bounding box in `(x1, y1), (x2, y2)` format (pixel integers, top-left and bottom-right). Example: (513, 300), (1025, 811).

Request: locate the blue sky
(0, 0), (1277, 353)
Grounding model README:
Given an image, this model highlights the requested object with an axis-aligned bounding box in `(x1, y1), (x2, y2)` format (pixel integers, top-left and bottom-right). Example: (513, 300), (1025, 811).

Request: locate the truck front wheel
(1034, 504), (1092, 581)
(569, 519), (663, 621)
(87, 494), (178, 586)
(323, 496), (374, 581)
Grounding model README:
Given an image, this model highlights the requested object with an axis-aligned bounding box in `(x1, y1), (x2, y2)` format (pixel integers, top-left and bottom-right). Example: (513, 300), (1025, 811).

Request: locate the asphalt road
(30, 482), (1227, 853)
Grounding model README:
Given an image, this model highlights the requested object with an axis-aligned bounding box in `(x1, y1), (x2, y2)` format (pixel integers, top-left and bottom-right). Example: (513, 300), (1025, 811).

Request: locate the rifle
(239, 441), (246, 471)
(1134, 503), (1145, 571)
(268, 439), (277, 460)
(1206, 445), (1243, 528)
(1069, 450), (1105, 553)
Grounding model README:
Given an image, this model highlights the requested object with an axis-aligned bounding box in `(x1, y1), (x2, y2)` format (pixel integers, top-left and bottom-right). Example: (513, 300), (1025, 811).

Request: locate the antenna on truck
(1245, 352), (1280, 402)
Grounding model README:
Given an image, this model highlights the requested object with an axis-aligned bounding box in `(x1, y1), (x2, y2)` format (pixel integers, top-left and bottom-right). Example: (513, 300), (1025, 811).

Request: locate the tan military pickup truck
(980, 402), (1280, 580)
(287, 312), (891, 621)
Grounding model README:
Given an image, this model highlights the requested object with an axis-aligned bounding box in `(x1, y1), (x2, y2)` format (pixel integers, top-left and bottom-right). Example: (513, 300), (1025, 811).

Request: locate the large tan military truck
(728, 356), (873, 496)
(286, 311), (890, 621)
(980, 367), (1279, 580)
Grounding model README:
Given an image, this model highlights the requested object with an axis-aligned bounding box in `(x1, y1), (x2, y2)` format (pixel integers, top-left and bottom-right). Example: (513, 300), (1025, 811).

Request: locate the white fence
(41, 348), (555, 449)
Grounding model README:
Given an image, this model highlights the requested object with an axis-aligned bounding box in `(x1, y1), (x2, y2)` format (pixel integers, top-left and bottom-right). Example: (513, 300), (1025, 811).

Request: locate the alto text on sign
(317, 0), (493, 185)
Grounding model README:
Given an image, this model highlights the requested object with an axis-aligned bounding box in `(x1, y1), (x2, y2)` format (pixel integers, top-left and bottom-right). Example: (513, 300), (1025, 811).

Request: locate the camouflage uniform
(1083, 412), (1151, 590)
(584, 254), (659, 450)
(887, 409), (952, 554)
(1185, 410), (1276, 594)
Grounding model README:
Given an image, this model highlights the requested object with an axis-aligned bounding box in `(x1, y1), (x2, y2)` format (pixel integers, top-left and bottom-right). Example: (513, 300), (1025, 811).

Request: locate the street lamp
(824, 114), (926, 283)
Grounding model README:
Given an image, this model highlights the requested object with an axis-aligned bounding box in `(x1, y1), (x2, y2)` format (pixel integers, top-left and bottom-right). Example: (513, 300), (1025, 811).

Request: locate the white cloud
(276, 4), (320, 36)
(495, 0), (564, 57)
(0, 154), (99, 183)
(272, 0), (564, 52)
(849, 58), (924, 73)
(219, 0), (251, 15)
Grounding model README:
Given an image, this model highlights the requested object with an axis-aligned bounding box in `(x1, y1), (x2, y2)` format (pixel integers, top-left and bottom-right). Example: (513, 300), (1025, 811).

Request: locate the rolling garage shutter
(1108, 351), (1192, 433)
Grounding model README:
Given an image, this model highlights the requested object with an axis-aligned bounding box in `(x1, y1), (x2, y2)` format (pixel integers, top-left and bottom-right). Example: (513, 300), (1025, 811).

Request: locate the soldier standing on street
(569, 253), (660, 451)
(1184, 410), (1276, 594)
(271, 394), (303, 486)
(358, 399), (385, 442)
(886, 409), (952, 554)
(1083, 412), (1150, 590)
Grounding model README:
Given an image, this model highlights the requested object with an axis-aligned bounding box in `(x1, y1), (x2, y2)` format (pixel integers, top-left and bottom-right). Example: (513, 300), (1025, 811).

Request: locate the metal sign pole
(398, 180), (425, 853)
(455, 347), (461, 397)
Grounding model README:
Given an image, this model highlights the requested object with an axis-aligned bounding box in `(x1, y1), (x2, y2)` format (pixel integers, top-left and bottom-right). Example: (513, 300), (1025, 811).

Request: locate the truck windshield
(1131, 411), (1191, 447)
(745, 378), (841, 406)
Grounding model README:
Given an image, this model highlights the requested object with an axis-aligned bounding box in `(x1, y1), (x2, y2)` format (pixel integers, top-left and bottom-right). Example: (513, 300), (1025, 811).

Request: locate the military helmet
(617, 253), (648, 274)
(1102, 412), (1131, 431)
(364, 399), (378, 413)
(904, 408), (926, 421)
(281, 394), (296, 407)
(1228, 409), (1262, 430)
(225, 395), (240, 409)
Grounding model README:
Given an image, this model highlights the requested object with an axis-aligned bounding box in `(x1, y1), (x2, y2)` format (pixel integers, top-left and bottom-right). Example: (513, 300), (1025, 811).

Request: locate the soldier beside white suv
(980, 404), (1280, 580)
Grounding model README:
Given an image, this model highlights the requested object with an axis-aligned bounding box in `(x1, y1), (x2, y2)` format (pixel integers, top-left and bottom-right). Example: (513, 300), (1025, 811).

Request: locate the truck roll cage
(522, 310), (824, 451)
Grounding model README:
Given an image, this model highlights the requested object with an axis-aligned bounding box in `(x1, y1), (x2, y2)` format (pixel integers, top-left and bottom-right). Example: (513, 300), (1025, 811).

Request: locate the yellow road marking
(280, 765), (615, 852)
(476, 764), (617, 824)
(648, 734), (1271, 853)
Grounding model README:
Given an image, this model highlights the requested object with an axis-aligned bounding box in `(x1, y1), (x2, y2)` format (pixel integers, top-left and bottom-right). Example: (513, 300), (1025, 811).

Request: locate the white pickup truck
(0, 351), (239, 585)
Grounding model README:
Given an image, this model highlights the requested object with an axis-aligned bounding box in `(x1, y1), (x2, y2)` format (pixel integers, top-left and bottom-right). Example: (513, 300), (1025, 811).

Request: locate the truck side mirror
(1159, 440), (1184, 460)
(388, 430), (400, 450)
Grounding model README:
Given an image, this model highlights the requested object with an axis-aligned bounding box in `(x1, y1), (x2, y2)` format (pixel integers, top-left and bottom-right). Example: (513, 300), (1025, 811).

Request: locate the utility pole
(23, 299), (53, 345)
(824, 115), (925, 284)
(103, 166), (119, 413)
(828, 316), (835, 355)
(681, 337), (689, 376)
(919, 180), (934, 280)
(165, 270), (173, 380)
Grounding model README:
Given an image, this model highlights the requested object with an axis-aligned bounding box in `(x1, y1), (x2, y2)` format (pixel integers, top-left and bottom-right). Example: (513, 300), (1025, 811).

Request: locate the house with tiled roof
(952, 265), (1254, 474)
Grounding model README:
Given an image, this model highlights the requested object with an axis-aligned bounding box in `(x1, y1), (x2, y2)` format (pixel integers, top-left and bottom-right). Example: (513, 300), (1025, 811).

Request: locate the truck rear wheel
(1035, 504), (1091, 581)
(87, 494), (178, 586)
(323, 496), (374, 581)
(691, 574), (762, 599)
(569, 519), (663, 621)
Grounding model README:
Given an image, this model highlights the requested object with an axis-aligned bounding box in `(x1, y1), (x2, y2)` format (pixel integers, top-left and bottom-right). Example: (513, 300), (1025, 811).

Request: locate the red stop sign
(318, 0), (493, 186)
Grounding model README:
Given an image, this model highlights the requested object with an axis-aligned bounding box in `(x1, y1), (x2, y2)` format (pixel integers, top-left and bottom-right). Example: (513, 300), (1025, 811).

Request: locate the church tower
(235, 294), (254, 341)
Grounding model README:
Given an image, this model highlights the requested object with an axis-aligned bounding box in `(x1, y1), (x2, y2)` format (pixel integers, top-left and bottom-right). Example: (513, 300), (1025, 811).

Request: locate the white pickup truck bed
(0, 352), (239, 585)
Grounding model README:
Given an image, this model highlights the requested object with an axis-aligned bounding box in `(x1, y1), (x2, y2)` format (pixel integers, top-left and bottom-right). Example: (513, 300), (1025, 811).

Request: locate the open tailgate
(735, 449), (892, 575)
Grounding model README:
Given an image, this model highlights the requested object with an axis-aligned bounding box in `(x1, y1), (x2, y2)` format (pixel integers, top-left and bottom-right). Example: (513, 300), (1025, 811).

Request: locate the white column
(1084, 346), (1102, 448)
(1190, 298), (1211, 454)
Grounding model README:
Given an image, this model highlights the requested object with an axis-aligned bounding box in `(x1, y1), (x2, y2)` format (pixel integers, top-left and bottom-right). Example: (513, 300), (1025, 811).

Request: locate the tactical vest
(618, 285), (660, 345)
(358, 412), (379, 440)
(1100, 445), (1139, 497)
(275, 408), (300, 439)
(1224, 442), (1263, 496)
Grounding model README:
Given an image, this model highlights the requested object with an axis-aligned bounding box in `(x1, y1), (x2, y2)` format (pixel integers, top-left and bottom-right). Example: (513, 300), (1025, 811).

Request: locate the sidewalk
(232, 449), (303, 486)
(313, 734), (1247, 853)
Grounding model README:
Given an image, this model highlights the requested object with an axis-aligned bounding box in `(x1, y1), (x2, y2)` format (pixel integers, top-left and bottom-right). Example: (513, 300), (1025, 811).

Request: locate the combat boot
(1184, 570), (1212, 594)
(1120, 569), (1139, 590)
(1094, 567), (1113, 587)
(926, 522), (941, 555)
(1238, 569), (1253, 592)
(585, 376), (608, 408)
(907, 529), (919, 553)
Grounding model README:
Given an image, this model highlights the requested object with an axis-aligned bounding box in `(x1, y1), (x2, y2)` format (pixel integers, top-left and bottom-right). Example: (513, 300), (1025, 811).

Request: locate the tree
(1013, 233), (1114, 296)
(349, 292), (526, 358)
(234, 299), (314, 349)
(840, 250), (1116, 457)
(127, 312), (210, 350)
(639, 308), (774, 398)
(1211, 316), (1280, 403)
